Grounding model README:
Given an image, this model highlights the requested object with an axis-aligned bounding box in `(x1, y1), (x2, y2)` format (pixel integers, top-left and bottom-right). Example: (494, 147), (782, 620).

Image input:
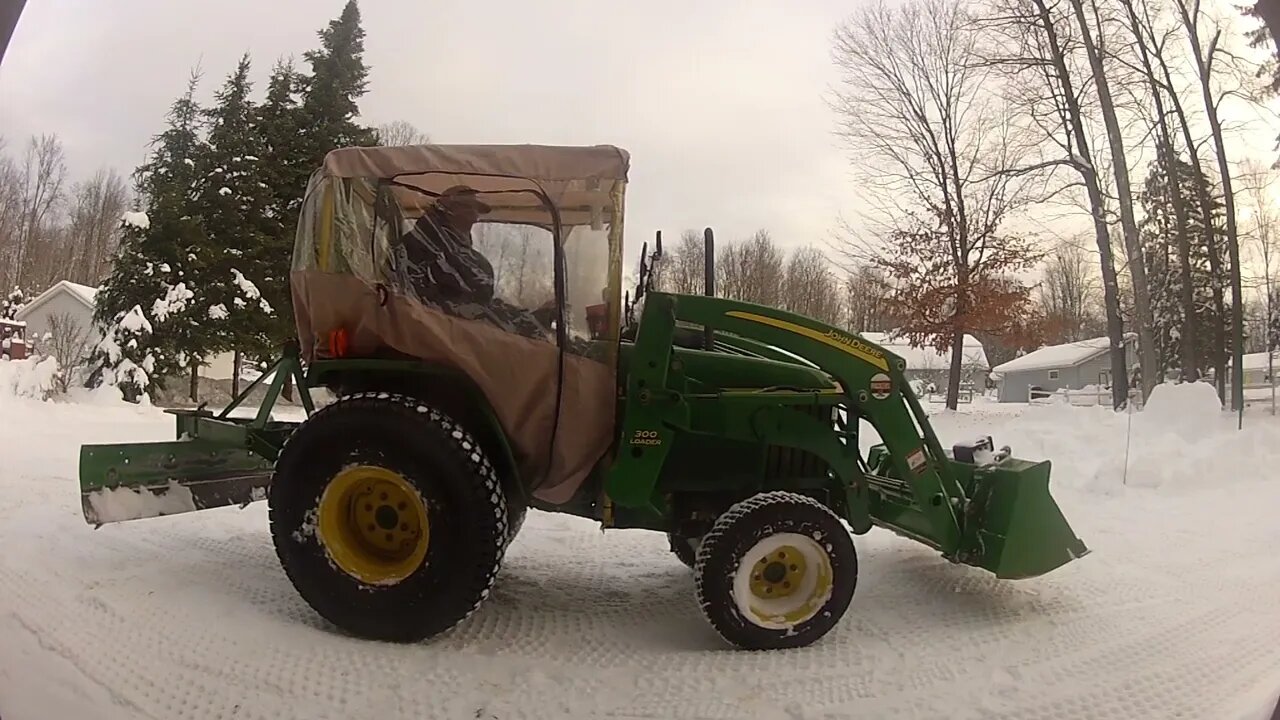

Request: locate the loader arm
(607, 292), (1088, 579)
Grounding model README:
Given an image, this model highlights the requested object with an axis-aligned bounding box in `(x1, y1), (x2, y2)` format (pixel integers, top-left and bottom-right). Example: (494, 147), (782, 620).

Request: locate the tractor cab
(291, 144), (630, 503)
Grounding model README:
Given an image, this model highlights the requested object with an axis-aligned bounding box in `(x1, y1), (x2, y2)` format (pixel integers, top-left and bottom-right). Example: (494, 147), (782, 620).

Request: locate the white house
(14, 280), (100, 354)
(990, 334), (1137, 403)
(1234, 351), (1278, 387)
(861, 331), (989, 388)
(14, 280), (235, 379)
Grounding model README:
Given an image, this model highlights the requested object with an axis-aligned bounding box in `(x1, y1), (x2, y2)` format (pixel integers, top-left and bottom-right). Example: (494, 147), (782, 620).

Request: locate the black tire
(506, 500), (528, 548)
(694, 491), (857, 650)
(269, 392), (507, 643)
(668, 532), (700, 569)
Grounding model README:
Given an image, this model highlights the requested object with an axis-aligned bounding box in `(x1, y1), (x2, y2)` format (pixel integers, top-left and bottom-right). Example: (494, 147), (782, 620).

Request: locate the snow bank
(936, 382), (1278, 496)
(0, 357), (60, 399)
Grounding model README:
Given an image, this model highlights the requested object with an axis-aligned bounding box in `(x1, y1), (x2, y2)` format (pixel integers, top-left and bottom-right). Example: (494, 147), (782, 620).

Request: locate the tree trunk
(1179, 19), (1244, 414)
(1153, 40), (1227, 398)
(1033, 0), (1130, 410)
(1119, 0), (1198, 381)
(946, 328), (964, 411)
(1070, 0), (1157, 396)
(231, 350), (242, 397)
(189, 362), (199, 403)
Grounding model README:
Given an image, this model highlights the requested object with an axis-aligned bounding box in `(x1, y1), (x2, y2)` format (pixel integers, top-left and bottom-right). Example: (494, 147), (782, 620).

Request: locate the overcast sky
(0, 0), (862, 260)
(4, 0), (1278, 280)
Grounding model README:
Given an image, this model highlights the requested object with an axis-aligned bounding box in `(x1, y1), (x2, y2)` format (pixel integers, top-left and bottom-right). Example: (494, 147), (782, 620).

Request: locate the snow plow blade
(79, 437), (274, 525)
(79, 350), (312, 525)
(961, 458), (1089, 579)
(78, 405), (300, 525)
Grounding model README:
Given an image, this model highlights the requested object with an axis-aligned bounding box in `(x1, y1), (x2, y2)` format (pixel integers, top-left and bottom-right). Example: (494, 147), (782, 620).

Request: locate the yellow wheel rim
(316, 465), (430, 585)
(734, 533), (834, 629)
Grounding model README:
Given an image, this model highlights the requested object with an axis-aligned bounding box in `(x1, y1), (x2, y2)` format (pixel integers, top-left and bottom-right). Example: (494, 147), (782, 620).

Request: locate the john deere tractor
(79, 144), (1087, 650)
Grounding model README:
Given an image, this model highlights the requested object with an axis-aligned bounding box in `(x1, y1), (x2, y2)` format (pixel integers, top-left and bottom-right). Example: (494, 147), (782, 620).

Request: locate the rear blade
(963, 458), (1089, 579)
(80, 440), (273, 525)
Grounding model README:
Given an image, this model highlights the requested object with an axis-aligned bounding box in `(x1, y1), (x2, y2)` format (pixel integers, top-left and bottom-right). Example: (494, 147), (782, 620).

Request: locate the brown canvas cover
(291, 144), (629, 504)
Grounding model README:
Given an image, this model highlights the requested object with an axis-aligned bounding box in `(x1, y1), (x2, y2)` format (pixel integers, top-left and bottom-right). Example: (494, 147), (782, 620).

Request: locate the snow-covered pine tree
(1138, 150), (1230, 383)
(87, 213), (166, 400)
(92, 73), (210, 400)
(0, 287), (25, 320)
(200, 55), (277, 367)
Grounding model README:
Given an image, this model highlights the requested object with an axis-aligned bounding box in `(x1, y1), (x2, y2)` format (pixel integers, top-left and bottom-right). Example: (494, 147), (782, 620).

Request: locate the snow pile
(85, 481), (197, 524)
(0, 356), (60, 399)
(938, 382), (1277, 495)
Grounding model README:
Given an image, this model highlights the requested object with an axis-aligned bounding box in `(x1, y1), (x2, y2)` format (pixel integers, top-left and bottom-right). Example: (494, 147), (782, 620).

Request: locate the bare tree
(1132, 0), (1229, 396)
(844, 264), (896, 333)
(781, 247), (843, 325)
(718, 230), (783, 306)
(1241, 160), (1277, 412)
(67, 169), (129, 285)
(1171, 0), (1247, 414)
(984, 0), (1132, 409)
(8, 135), (67, 290)
(376, 120), (429, 146)
(1067, 0), (1158, 397)
(654, 230), (707, 295)
(1040, 240), (1105, 342)
(1117, 0), (1199, 380)
(833, 0), (1047, 409)
(43, 312), (92, 395)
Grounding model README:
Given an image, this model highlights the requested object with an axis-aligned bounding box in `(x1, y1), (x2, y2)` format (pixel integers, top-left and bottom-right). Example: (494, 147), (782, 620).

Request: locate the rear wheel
(694, 491), (857, 650)
(269, 392), (507, 642)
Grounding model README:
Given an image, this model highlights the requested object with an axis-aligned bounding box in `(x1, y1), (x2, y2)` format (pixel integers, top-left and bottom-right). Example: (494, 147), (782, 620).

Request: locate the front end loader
(78, 143), (1086, 650)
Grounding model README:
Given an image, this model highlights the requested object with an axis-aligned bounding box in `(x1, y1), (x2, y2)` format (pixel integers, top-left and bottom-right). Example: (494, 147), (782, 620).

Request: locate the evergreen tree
(253, 59), (309, 350)
(200, 54), (277, 363)
(92, 73), (210, 398)
(247, 2), (376, 355)
(299, 0), (378, 161)
(1, 287), (25, 320)
(1138, 149), (1230, 381)
(87, 213), (165, 400)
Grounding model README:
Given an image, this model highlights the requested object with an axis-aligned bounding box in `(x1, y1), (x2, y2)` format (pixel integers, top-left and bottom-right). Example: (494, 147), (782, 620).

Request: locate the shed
(990, 334), (1136, 403)
(15, 279), (236, 379)
(14, 280), (100, 359)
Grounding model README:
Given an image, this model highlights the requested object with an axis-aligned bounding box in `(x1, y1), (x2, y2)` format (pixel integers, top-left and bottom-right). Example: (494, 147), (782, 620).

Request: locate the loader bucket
(961, 458), (1089, 579)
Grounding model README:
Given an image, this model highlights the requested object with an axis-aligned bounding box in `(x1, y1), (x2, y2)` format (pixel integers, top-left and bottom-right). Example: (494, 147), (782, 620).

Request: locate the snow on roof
(14, 280), (100, 321)
(991, 334), (1133, 375)
(861, 331), (989, 370)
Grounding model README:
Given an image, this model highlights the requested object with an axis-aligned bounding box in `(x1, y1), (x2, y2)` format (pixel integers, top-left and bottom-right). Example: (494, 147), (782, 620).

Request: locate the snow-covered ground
(2, 385), (1279, 719)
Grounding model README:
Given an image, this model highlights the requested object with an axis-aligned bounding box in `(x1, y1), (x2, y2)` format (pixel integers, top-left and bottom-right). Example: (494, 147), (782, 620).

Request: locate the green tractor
(79, 144), (1087, 650)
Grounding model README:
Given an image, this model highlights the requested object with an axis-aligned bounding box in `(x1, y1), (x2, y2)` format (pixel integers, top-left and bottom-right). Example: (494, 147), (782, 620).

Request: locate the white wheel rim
(732, 532), (834, 630)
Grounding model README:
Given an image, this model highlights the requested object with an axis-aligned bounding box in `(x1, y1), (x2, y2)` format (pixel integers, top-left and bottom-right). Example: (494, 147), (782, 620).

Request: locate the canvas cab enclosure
(291, 144), (631, 503)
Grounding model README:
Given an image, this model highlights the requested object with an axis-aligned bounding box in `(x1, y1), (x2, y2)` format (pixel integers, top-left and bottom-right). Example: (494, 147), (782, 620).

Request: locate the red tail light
(327, 328), (350, 358)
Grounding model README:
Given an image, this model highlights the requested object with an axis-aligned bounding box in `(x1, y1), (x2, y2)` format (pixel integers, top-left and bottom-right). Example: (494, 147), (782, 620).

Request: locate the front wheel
(668, 532), (701, 569)
(269, 392), (508, 643)
(694, 491), (857, 650)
